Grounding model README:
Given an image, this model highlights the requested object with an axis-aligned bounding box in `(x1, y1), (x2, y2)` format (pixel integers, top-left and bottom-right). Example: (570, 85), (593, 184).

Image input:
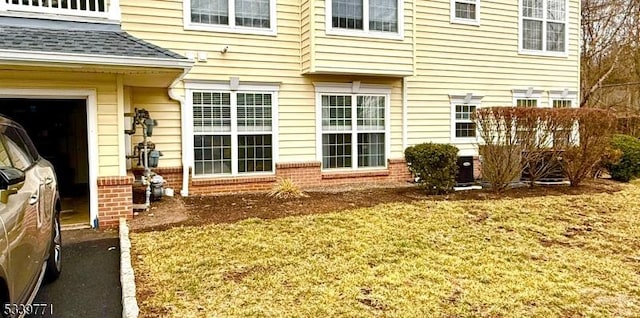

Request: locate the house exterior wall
(408, 0), (581, 156)
(303, 0), (414, 76)
(121, 1), (408, 168)
(117, 0), (580, 194)
(130, 87), (183, 168)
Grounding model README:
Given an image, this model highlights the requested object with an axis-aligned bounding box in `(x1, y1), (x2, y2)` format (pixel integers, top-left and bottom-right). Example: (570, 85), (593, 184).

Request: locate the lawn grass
(132, 184), (640, 317)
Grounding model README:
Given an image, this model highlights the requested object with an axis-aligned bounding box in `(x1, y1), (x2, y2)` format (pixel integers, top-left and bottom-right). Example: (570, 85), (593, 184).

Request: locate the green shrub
(607, 134), (640, 182)
(404, 143), (459, 194)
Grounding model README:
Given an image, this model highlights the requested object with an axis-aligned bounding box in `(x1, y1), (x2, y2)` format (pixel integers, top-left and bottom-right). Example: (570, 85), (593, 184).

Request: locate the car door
(14, 126), (55, 257)
(1, 125), (41, 304)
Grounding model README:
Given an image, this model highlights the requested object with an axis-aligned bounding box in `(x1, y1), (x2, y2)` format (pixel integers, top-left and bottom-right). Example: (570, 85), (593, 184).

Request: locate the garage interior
(0, 98), (90, 226)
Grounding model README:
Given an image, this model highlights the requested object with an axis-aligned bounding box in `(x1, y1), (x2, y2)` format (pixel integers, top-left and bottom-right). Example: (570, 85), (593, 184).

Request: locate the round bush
(607, 134), (640, 182)
(404, 143), (459, 194)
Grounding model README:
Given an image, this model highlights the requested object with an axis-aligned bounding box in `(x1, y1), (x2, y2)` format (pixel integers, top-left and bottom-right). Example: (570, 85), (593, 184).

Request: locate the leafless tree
(581, 0), (640, 108)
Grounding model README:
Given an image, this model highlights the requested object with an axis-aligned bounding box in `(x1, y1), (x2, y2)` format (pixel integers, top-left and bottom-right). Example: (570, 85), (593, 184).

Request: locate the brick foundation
(97, 175), (134, 228)
(188, 159), (412, 194)
(473, 156), (482, 180)
(190, 175), (277, 194)
(131, 166), (183, 190)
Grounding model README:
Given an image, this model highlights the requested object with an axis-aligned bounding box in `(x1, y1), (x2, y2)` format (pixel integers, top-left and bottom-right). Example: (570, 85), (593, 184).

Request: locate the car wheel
(44, 212), (61, 283)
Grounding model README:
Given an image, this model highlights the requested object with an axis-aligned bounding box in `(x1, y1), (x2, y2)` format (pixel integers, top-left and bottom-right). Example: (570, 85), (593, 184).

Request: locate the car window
(16, 127), (39, 161)
(0, 137), (12, 167)
(3, 126), (34, 171)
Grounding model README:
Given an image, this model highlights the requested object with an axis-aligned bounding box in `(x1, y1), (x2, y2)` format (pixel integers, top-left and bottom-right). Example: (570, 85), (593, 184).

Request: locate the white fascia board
(0, 49), (194, 69)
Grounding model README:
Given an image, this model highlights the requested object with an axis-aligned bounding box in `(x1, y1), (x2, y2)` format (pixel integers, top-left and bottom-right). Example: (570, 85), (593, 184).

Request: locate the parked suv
(0, 115), (61, 317)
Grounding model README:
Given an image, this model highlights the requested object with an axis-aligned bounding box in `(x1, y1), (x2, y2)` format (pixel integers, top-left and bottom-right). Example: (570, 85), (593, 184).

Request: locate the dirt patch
(129, 188), (189, 232)
(130, 179), (625, 232)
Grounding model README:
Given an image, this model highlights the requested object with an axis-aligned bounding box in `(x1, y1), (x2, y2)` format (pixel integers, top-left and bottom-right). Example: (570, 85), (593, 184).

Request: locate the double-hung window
(451, 0), (480, 25)
(186, 0), (276, 35)
(190, 84), (278, 176)
(513, 89), (543, 143)
(520, 0), (568, 55)
(513, 88), (542, 108)
(327, 0), (402, 38)
(316, 84), (390, 170)
(450, 94), (482, 141)
(549, 90), (577, 146)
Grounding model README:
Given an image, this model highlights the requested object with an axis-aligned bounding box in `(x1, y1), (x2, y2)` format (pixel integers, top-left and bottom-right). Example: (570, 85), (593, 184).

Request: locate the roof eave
(0, 49), (194, 69)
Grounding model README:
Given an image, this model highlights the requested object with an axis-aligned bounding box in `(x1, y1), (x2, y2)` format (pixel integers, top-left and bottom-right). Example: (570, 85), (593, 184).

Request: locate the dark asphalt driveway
(33, 229), (122, 318)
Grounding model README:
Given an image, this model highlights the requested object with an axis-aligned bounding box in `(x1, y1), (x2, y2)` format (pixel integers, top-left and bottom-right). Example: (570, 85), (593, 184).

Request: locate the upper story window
(326, 0), (403, 39)
(185, 0), (277, 35)
(451, 0), (480, 25)
(520, 0), (568, 56)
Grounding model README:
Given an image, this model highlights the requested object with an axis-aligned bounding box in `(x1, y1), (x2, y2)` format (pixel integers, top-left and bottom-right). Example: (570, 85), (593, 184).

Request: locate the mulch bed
(130, 179), (624, 232)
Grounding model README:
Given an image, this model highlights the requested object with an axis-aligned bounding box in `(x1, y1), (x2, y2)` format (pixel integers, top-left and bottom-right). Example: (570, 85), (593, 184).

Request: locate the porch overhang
(0, 50), (193, 70)
(0, 18), (193, 86)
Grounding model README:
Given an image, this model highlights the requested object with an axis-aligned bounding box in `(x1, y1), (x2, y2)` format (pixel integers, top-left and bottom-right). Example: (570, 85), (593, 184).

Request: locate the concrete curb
(119, 218), (140, 318)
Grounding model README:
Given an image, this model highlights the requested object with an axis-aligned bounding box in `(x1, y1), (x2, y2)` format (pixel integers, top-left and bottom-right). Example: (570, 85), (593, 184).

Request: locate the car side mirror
(0, 167), (25, 204)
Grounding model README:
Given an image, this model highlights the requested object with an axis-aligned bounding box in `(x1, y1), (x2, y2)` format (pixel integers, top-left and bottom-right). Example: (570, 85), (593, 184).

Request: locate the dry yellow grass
(267, 178), (308, 199)
(132, 184), (640, 317)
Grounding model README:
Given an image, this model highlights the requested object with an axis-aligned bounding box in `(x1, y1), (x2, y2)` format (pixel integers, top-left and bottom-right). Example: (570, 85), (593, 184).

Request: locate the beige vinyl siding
(407, 0), (580, 154)
(121, 0), (407, 162)
(130, 87), (182, 168)
(307, 0), (414, 76)
(301, 0), (312, 73)
(0, 69), (122, 176)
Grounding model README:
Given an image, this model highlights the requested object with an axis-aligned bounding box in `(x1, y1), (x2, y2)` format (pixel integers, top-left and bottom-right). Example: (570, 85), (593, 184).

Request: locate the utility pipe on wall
(168, 67), (192, 197)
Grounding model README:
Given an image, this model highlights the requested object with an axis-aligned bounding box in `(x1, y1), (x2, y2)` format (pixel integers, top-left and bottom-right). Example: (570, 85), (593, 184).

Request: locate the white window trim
(450, 0), (480, 26)
(325, 0), (404, 40)
(512, 88), (544, 107)
(450, 93), (483, 143)
(548, 89), (578, 108)
(185, 81), (280, 178)
(314, 82), (392, 172)
(518, 0), (569, 57)
(183, 0), (277, 36)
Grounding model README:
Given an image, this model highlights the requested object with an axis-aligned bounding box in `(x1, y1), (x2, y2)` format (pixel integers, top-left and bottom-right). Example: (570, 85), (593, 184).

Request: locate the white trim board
(0, 88), (99, 228)
(0, 50), (193, 69)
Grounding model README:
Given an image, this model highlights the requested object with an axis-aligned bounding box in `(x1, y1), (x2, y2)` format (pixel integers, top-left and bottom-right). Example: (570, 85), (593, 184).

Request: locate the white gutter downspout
(402, 77), (408, 151)
(168, 67), (192, 197)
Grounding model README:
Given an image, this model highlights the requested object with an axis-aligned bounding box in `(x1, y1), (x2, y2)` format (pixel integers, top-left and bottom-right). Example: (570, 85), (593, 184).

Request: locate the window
(326, 0), (403, 38)
(185, 0), (277, 35)
(513, 89), (543, 108)
(451, 0), (480, 25)
(316, 83), (390, 170)
(2, 127), (35, 171)
(513, 89), (543, 143)
(549, 90), (577, 145)
(520, 0), (568, 55)
(455, 105), (477, 138)
(188, 83), (278, 176)
(450, 94), (482, 141)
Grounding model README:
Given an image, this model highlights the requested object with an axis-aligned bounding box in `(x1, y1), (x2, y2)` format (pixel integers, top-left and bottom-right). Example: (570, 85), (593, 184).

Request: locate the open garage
(0, 98), (90, 227)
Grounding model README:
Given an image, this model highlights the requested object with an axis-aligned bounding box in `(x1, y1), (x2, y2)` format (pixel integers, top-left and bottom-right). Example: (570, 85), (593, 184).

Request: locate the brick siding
(97, 175), (134, 228)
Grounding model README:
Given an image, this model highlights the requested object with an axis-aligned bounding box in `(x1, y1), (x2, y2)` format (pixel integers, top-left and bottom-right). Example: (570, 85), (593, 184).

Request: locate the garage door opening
(0, 98), (90, 227)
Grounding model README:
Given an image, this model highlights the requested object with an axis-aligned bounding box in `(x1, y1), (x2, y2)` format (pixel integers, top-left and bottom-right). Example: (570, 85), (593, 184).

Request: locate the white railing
(0, 0), (121, 21)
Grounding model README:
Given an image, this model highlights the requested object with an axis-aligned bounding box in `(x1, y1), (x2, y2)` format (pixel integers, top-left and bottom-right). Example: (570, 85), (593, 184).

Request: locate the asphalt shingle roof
(0, 25), (186, 60)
